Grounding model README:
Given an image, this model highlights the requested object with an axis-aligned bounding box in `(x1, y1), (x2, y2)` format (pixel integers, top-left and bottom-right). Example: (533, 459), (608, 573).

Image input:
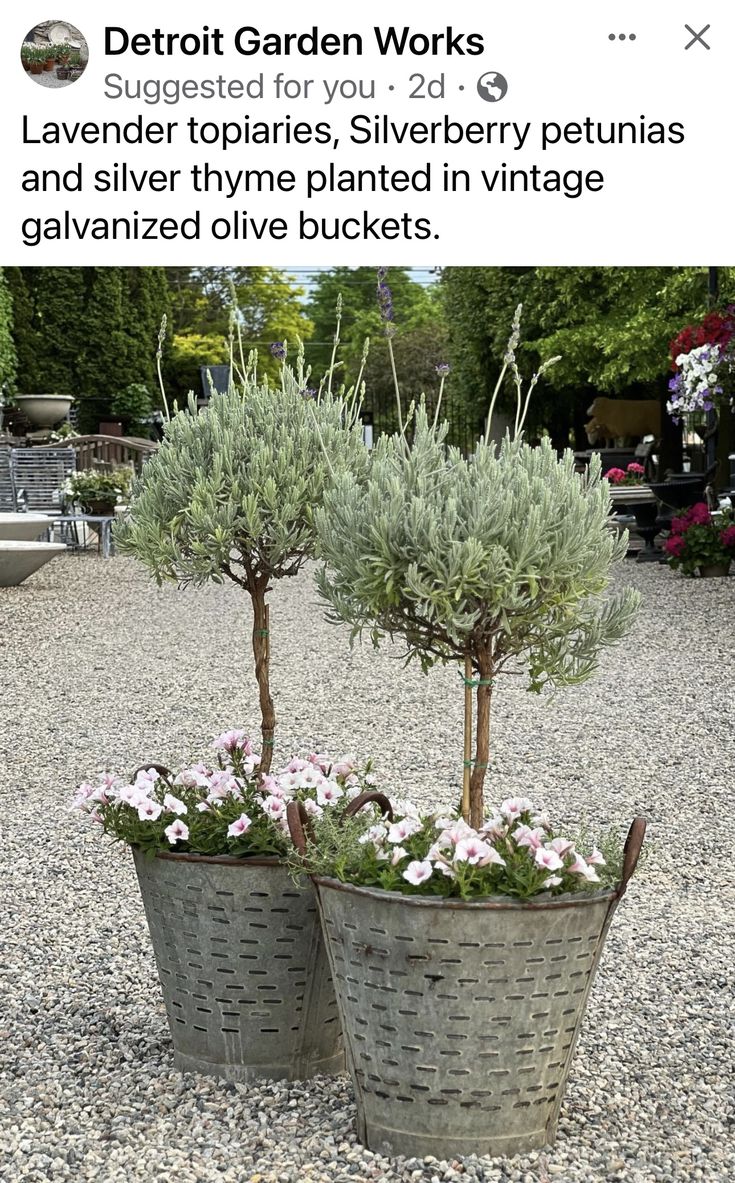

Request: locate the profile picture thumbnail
(21, 20), (88, 87)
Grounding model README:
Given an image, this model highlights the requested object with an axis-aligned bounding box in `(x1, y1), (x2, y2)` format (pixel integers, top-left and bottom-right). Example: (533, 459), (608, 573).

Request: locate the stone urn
(14, 394), (73, 428)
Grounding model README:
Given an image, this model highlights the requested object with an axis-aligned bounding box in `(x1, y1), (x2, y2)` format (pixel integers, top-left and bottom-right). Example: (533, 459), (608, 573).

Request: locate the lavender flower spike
(270, 342), (287, 361)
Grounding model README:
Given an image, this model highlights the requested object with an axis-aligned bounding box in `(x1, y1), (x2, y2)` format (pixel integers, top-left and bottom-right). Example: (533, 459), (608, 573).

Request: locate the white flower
(261, 795), (287, 820)
(174, 766), (211, 790)
(390, 846), (410, 866)
(514, 824), (545, 850)
(567, 853), (600, 882)
(587, 847), (606, 867)
(164, 820), (189, 844)
(303, 798), (323, 818)
(402, 860), (434, 886)
(499, 796), (534, 821)
(119, 784), (146, 809)
(454, 837), (504, 867)
(358, 823), (387, 846)
(534, 847), (564, 871)
(163, 794), (187, 816)
(387, 817), (422, 844)
(546, 836), (574, 856)
(316, 781), (344, 807)
(134, 768), (159, 794)
(137, 798), (163, 821)
(227, 813), (252, 838)
(541, 875), (563, 889)
(196, 801), (211, 812)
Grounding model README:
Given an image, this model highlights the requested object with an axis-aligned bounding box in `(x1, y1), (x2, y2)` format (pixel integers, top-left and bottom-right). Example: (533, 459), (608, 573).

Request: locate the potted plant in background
(290, 289), (644, 1158)
(43, 47), (56, 70)
(20, 44), (34, 71)
(72, 731), (373, 1082)
(65, 467), (133, 516)
(26, 47), (44, 75)
(663, 502), (735, 577)
(102, 320), (370, 1080)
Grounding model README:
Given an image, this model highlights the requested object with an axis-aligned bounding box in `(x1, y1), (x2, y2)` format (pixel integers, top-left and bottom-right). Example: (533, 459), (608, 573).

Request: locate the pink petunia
(164, 820), (189, 844)
(586, 847), (606, 867)
(454, 837), (505, 867)
(402, 860), (434, 886)
(390, 846), (410, 866)
(547, 836), (574, 856)
(163, 794), (187, 816)
(500, 797), (534, 821)
(514, 824), (545, 851)
(227, 813), (252, 838)
(261, 795), (287, 820)
(137, 798), (163, 821)
(316, 781), (344, 807)
(534, 847), (564, 872)
(387, 817), (422, 843)
(212, 729), (253, 755)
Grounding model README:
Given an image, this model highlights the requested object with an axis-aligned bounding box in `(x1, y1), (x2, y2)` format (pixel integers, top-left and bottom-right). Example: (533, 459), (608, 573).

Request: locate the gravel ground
(0, 555), (733, 1183)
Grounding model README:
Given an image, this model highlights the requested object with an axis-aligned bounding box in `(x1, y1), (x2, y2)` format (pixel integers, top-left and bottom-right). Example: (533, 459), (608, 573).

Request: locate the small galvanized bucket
(290, 801), (645, 1158)
(132, 849), (343, 1082)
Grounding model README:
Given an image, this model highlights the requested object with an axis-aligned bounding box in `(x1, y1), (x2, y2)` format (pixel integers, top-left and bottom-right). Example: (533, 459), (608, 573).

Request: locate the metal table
(50, 514), (116, 559)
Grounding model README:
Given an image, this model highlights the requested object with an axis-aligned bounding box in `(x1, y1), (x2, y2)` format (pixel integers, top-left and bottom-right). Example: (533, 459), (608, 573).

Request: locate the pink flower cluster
(359, 796), (606, 896)
(71, 730), (370, 856)
(604, 462), (646, 486)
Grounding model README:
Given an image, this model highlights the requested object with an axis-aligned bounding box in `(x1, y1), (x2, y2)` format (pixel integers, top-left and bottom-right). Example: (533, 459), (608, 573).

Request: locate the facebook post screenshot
(0, 3), (732, 1181)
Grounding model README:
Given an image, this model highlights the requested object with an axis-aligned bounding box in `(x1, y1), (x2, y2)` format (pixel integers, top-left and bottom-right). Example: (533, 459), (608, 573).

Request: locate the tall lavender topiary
(314, 296), (640, 826)
(115, 326), (368, 773)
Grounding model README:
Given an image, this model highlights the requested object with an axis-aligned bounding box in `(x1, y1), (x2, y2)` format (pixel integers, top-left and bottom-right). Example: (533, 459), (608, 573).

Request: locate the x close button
(684, 23), (711, 50)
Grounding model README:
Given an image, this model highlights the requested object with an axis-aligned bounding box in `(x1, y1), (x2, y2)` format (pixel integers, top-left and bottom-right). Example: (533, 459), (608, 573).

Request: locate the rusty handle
(286, 799), (315, 856)
(130, 762), (175, 784)
(618, 816), (647, 898)
(343, 791), (394, 822)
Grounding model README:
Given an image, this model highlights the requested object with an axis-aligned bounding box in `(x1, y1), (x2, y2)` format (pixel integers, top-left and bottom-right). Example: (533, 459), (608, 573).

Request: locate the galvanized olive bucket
(132, 849), (344, 1083)
(309, 818), (645, 1159)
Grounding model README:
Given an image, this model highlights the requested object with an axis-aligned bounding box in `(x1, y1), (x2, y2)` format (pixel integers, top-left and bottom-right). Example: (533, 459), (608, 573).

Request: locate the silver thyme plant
(115, 326), (367, 773)
(315, 298), (640, 826)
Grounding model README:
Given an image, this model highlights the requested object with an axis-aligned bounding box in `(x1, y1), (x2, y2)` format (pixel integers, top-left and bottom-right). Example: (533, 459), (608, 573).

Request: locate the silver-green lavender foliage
(315, 406), (640, 690)
(114, 369), (367, 587)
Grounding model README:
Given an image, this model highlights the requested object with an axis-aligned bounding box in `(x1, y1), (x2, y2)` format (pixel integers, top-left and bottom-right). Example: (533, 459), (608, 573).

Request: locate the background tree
(164, 267), (313, 402)
(0, 269), (18, 395)
(441, 266), (735, 453)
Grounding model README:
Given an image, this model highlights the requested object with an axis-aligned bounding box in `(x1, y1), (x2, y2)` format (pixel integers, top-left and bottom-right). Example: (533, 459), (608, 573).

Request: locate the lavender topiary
(314, 302), (640, 826)
(115, 333), (367, 772)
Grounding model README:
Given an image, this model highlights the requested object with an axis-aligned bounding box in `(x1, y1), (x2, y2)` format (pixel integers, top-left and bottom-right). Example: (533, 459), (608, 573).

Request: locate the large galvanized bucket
(308, 816), (645, 1159)
(132, 849), (344, 1082)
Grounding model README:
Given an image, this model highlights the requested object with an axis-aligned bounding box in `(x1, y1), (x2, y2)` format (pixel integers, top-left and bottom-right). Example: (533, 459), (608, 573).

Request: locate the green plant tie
(262, 737), (275, 746)
(255, 628), (270, 637)
(459, 671), (494, 688)
(463, 759), (489, 768)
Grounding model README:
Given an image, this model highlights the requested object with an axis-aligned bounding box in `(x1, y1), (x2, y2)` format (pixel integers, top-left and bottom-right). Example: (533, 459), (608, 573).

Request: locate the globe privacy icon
(477, 72), (508, 102)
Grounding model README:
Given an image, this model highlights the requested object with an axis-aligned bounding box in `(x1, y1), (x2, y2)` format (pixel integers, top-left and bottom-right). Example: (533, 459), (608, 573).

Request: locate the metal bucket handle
(130, 762), (175, 784)
(617, 816), (647, 898)
(287, 791), (394, 857)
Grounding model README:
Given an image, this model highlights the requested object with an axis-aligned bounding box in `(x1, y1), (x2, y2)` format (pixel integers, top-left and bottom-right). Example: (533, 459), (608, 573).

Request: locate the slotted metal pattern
(10, 447), (76, 513)
(133, 852), (343, 1082)
(315, 879), (619, 1158)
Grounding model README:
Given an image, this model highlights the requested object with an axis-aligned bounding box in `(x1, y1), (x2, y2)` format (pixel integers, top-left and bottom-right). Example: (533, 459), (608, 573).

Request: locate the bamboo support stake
(462, 653), (472, 822)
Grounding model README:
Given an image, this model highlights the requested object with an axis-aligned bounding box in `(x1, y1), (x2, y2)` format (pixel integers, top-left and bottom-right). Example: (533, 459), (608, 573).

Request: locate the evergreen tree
(14, 268), (86, 395)
(0, 269), (18, 394)
(5, 269), (37, 392)
(77, 268), (129, 431)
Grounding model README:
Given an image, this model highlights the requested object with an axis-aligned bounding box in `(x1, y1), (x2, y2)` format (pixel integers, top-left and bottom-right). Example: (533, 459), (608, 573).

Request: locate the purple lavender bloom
(300, 387), (317, 400)
(435, 363), (451, 377)
(270, 342), (286, 361)
(376, 268), (394, 328)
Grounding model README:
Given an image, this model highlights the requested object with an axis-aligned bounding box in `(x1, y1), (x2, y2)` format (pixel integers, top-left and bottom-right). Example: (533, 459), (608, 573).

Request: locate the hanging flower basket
(289, 800), (646, 1158)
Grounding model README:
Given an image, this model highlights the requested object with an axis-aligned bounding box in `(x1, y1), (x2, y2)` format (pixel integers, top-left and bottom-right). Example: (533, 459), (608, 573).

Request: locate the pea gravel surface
(0, 556), (733, 1183)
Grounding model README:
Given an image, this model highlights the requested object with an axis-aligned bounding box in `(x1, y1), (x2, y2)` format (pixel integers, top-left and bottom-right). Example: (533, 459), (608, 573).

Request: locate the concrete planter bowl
(0, 513), (52, 542)
(0, 540), (66, 586)
(132, 850), (343, 1083)
(14, 393), (73, 427)
(305, 816), (645, 1159)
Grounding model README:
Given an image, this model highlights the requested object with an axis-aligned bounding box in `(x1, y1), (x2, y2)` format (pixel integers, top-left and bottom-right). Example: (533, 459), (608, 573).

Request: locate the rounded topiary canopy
(315, 406), (640, 824)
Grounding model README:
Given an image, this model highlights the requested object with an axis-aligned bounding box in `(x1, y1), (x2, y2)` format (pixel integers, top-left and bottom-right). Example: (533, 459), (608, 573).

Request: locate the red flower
(670, 306), (735, 369)
(664, 535), (686, 557)
(687, 502), (711, 526)
(721, 525), (735, 549)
